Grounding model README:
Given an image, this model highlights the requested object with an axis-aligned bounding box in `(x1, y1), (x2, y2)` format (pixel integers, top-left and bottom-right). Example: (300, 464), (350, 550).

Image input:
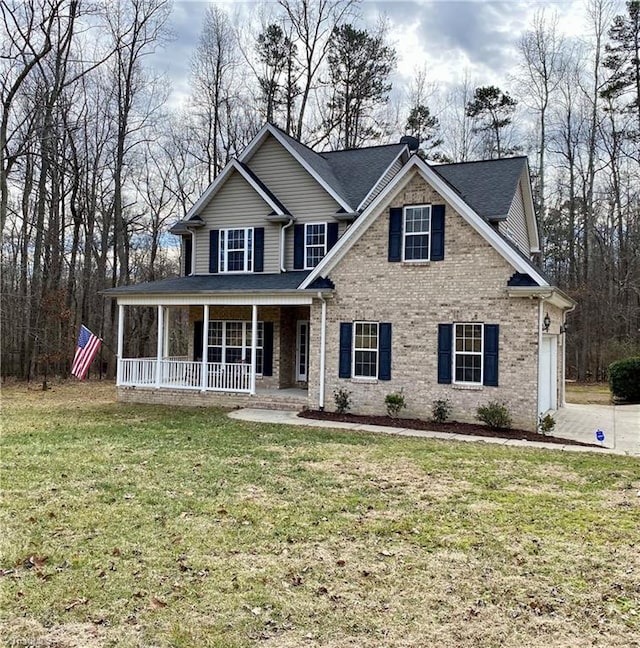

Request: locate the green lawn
(1, 382), (639, 647)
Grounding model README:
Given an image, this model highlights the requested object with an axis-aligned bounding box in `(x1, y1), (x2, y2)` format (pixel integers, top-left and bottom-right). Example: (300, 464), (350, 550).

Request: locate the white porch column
(201, 305), (209, 391)
(155, 305), (164, 387)
(319, 296), (327, 409)
(162, 307), (170, 358)
(116, 303), (124, 386)
(250, 304), (257, 395)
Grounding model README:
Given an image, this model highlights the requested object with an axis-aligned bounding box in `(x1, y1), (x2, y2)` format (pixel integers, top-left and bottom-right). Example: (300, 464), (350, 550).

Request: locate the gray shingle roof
(104, 272), (332, 296)
(432, 157), (527, 220)
(321, 144), (406, 209)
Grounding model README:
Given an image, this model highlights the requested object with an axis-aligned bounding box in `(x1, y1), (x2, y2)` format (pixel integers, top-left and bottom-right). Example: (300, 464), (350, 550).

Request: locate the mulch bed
(299, 410), (601, 448)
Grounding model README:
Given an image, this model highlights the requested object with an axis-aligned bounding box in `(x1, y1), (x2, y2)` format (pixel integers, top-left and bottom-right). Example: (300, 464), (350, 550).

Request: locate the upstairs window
(403, 205), (431, 261)
(305, 223), (327, 269)
(220, 228), (253, 273)
(454, 323), (483, 385)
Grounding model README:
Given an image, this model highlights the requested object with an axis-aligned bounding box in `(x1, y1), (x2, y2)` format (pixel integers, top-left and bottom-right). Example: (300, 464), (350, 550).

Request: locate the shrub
(538, 413), (556, 436)
(476, 401), (512, 429)
(385, 391), (406, 417)
(608, 357), (640, 402)
(333, 387), (352, 414)
(431, 399), (452, 423)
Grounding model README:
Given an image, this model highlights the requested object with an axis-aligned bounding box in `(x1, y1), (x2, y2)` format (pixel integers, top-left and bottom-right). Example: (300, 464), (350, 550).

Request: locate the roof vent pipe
(399, 135), (419, 152)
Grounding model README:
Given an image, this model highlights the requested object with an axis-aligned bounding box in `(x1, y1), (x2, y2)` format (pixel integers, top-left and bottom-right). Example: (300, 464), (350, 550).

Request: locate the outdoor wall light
(543, 313), (551, 332)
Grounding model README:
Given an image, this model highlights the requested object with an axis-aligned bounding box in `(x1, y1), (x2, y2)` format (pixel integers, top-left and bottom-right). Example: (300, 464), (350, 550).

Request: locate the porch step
(245, 398), (306, 412)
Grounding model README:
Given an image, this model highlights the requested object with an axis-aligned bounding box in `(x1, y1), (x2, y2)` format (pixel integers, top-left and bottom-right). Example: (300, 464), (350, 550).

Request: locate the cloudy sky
(153, 0), (623, 107)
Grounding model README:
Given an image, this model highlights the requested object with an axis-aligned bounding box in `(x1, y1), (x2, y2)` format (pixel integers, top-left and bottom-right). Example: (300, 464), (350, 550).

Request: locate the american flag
(71, 325), (102, 380)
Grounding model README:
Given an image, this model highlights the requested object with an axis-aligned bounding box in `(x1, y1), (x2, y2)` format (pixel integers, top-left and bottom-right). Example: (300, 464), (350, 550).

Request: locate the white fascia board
(520, 163), (541, 253)
(238, 123), (273, 164)
(507, 286), (576, 310)
(233, 162), (285, 215)
(184, 159), (282, 220)
(241, 124), (353, 213)
(356, 145), (409, 211)
(301, 155), (550, 289)
(116, 291), (315, 307)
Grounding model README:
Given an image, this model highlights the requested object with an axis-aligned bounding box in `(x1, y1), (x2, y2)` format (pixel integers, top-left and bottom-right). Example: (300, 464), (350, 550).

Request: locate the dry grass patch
(566, 381), (612, 404)
(1, 381), (639, 648)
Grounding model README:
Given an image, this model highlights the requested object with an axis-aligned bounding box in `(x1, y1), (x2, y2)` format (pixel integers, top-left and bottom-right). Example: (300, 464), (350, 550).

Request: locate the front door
(296, 320), (309, 382)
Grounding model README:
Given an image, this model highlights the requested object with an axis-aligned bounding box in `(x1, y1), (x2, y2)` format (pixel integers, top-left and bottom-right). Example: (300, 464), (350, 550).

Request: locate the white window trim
(296, 320), (309, 382)
(402, 204), (432, 262)
(208, 320), (264, 375)
(304, 222), (327, 270)
(452, 322), (484, 386)
(352, 321), (379, 380)
(219, 227), (254, 274)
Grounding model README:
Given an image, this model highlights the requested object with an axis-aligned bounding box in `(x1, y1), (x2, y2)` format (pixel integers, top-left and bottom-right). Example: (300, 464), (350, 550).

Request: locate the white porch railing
(119, 358), (252, 393)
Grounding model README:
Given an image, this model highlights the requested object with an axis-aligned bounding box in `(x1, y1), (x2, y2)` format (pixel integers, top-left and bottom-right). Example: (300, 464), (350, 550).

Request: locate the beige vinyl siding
(360, 157), (403, 210)
(499, 179), (530, 255)
(193, 170), (279, 274)
(247, 135), (346, 269)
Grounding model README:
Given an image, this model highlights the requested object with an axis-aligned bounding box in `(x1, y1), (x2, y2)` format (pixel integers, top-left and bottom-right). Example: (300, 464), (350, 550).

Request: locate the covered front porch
(113, 291), (323, 399)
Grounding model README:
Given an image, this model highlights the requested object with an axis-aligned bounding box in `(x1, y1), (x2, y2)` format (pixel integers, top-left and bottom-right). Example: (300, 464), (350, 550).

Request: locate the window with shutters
(353, 322), (379, 378)
(305, 223), (327, 269)
(403, 205), (431, 261)
(219, 228), (253, 273)
(208, 321), (264, 374)
(454, 323), (483, 385)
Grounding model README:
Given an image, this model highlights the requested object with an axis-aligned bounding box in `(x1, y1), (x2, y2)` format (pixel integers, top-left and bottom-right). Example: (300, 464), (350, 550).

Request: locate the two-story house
(106, 123), (575, 431)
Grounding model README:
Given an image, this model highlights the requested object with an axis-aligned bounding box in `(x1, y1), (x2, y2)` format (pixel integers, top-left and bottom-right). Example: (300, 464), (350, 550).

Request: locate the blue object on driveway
(596, 429), (605, 442)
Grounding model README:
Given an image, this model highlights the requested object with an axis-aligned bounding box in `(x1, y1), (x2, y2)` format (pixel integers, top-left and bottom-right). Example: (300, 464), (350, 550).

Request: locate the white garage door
(539, 335), (558, 414)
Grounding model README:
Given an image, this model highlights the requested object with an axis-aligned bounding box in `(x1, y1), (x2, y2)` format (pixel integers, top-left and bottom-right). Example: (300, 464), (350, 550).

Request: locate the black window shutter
(388, 207), (403, 262)
(254, 227), (264, 272)
(339, 322), (352, 378)
(263, 322), (273, 376)
(194, 321), (203, 361)
(437, 323), (453, 384)
(378, 323), (392, 380)
(184, 238), (192, 276)
(431, 205), (445, 261)
(483, 324), (499, 386)
(327, 222), (339, 251)
(209, 230), (219, 273)
(293, 224), (304, 269)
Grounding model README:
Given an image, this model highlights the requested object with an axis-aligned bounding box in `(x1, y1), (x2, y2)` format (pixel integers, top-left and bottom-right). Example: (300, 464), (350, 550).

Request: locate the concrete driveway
(554, 403), (640, 456)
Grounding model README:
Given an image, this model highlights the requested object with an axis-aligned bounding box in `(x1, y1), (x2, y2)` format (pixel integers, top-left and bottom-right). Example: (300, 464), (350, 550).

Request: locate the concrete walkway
(229, 404), (639, 457)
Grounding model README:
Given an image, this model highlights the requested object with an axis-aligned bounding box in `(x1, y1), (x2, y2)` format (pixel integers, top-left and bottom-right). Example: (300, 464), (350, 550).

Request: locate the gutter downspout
(280, 217), (294, 272)
(537, 297), (545, 417)
(318, 292), (327, 410)
(190, 230), (196, 275)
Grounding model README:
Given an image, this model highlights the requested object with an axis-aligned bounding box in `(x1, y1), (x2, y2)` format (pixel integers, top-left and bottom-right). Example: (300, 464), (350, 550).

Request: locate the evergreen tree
(601, 1), (640, 142)
(326, 23), (396, 148)
(256, 23), (299, 132)
(465, 85), (519, 158)
(405, 104), (444, 159)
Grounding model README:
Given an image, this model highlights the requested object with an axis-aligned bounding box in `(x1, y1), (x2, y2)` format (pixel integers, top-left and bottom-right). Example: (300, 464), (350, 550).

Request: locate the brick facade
(308, 171), (545, 431)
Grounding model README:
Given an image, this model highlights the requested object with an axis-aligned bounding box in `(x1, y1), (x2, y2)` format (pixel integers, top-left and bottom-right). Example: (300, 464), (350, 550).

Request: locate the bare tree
(190, 5), (240, 184)
(517, 9), (566, 217)
(277, 0), (357, 141)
